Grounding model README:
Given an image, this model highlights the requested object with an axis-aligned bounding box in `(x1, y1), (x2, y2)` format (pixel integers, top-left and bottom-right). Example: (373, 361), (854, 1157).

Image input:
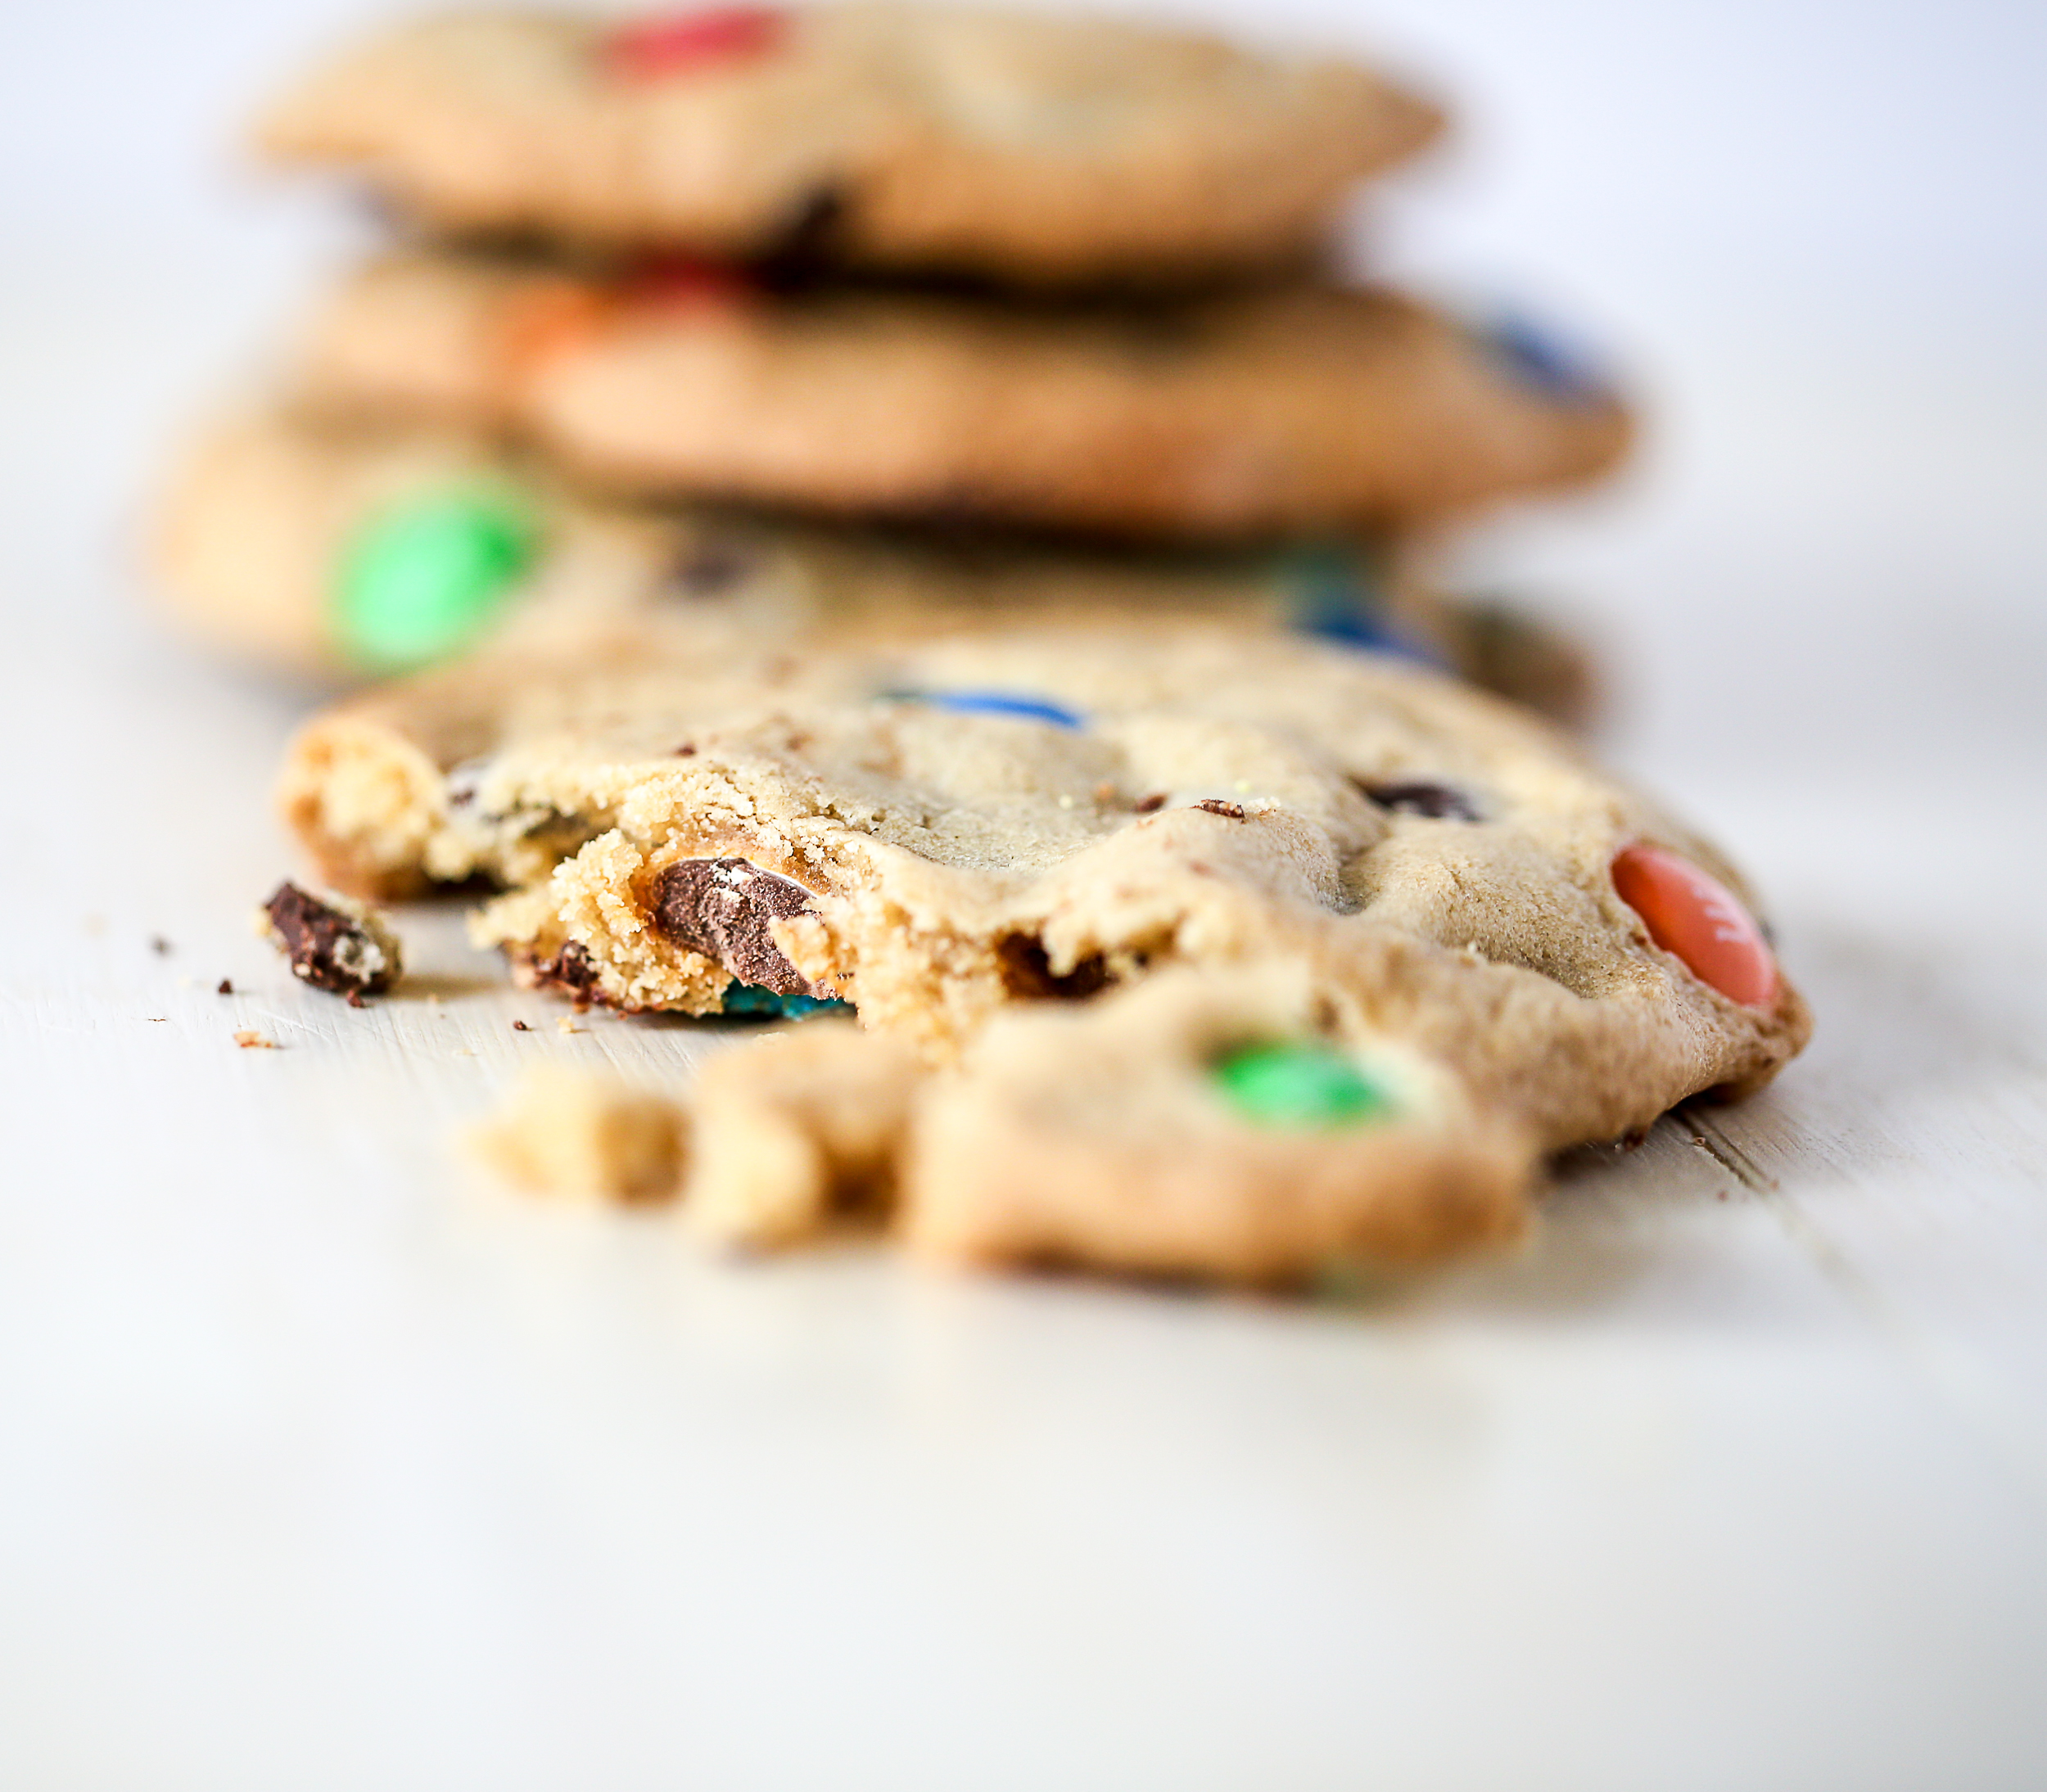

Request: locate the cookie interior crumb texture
(468, 1066), (687, 1203)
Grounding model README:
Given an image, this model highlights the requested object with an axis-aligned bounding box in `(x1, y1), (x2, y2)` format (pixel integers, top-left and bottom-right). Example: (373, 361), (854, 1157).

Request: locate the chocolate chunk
(996, 934), (1110, 1002)
(1357, 779), (1481, 822)
(262, 882), (402, 999)
(649, 858), (822, 997)
(1133, 792), (1168, 814)
(512, 1019), (531, 1031)
(529, 940), (603, 1009)
(216, 978), (233, 995)
(1195, 799), (1246, 819)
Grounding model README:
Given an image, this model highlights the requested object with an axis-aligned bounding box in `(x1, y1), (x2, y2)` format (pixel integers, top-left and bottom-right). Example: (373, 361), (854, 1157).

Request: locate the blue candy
(721, 984), (852, 1021)
(1284, 543), (1445, 668)
(1479, 312), (1610, 405)
(897, 689), (1084, 729)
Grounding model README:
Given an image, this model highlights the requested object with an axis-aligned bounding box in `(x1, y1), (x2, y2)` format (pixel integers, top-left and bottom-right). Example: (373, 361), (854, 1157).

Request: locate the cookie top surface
(293, 249), (1633, 535)
(281, 617), (1807, 1144)
(256, 4), (1444, 280)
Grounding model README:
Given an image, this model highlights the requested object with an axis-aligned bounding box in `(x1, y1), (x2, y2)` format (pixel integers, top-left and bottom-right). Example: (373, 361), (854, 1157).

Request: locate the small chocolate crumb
(216, 978), (233, 995)
(649, 858), (823, 998)
(1195, 799), (1246, 819)
(674, 743), (698, 756)
(150, 936), (172, 955)
(262, 882), (403, 998)
(346, 989), (365, 1009)
(528, 940), (604, 1010)
(1357, 779), (1481, 822)
(1133, 792), (1167, 814)
(513, 1019), (531, 1031)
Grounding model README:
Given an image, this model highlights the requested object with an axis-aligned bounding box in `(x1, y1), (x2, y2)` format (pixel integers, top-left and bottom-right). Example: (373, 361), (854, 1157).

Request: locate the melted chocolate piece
(263, 882), (398, 998)
(649, 859), (821, 997)
(1357, 779), (1481, 822)
(996, 935), (1110, 1002)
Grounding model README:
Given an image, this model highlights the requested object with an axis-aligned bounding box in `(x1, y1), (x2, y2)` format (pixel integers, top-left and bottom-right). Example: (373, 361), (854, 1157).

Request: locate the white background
(2, 2), (2045, 1787)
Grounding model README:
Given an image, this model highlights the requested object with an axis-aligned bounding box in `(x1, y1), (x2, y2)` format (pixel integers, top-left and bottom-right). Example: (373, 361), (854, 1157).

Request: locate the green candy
(1212, 1042), (1390, 1128)
(335, 491), (537, 670)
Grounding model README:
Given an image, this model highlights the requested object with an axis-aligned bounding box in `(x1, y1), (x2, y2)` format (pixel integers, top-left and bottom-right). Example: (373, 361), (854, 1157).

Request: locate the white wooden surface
(5, 2), (2047, 1787)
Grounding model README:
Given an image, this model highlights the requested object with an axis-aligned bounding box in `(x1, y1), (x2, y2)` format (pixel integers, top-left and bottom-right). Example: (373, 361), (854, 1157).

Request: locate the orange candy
(1611, 843), (1779, 1008)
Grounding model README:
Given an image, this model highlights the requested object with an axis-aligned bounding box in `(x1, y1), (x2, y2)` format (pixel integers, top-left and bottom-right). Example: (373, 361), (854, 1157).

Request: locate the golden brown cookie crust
(294, 249), (1633, 536)
(256, 5), (1445, 281)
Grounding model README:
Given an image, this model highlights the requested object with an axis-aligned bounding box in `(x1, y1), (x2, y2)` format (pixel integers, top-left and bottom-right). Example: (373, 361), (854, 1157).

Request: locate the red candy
(617, 255), (754, 310)
(1611, 843), (1779, 1008)
(606, 7), (786, 78)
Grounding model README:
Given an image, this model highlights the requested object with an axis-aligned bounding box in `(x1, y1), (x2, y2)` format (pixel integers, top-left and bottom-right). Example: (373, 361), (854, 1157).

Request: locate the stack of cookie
(158, 2), (1627, 718)
(157, 5), (1809, 1285)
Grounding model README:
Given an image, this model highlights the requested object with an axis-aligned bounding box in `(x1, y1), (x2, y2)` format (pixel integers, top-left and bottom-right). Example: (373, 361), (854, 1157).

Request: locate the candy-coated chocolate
(619, 255), (754, 309)
(336, 492), (535, 670)
(1480, 313), (1608, 405)
(907, 691), (1084, 729)
(721, 983), (850, 1020)
(1611, 843), (1778, 1008)
(607, 7), (786, 78)
(1285, 543), (1440, 666)
(1213, 1042), (1390, 1128)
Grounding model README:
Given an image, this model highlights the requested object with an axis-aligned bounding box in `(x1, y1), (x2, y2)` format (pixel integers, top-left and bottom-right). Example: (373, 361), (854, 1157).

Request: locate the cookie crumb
(1195, 799), (1247, 819)
(233, 1029), (278, 1049)
(260, 882), (403, 1000)
(175, 974), (195, 991)
(216, 978), (233, 995)
(513, 1019), (531, 1031)
(1092, 782), (1116, 803)
(557, 1016), (583, 1036)
(468, 1068), (685, 1203)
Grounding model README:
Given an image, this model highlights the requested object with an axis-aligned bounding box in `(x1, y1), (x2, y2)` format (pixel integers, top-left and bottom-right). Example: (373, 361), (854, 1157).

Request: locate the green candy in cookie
(1213, 1042), (1390, 1128)
(335, 491), (536, 670)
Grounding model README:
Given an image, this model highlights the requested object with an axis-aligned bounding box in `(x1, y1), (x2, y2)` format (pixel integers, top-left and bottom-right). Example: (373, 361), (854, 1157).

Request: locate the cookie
(468, 1065), (687, 1201)
(278, 618), (1806, 1159)
(151, 405), (1594, 719)
(255, 5), (1445, 282)
(672, 966), (1535, 1280)
(293, 248), (1632, 536)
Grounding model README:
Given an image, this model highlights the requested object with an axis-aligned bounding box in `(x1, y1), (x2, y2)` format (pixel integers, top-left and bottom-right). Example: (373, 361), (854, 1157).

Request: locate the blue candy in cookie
(721, 983), (852, 1021)
(892, 689), (1084, 729)
(1285, 544), (1442, 666)
(1476, 311), (1611, 405)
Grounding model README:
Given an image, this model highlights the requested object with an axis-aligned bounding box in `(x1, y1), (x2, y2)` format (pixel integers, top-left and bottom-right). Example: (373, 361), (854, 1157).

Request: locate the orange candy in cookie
(606, 7), (787, 78)
(1611, 843), (1779, 1008)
